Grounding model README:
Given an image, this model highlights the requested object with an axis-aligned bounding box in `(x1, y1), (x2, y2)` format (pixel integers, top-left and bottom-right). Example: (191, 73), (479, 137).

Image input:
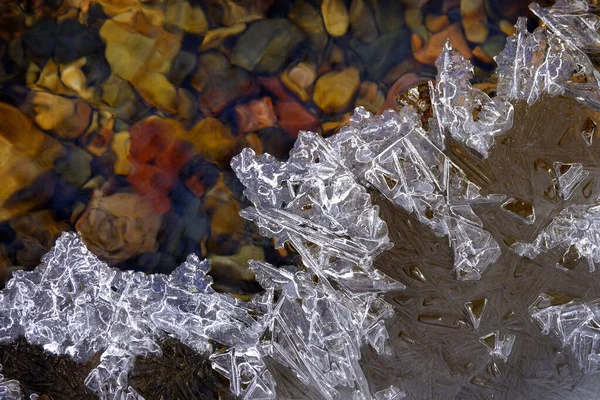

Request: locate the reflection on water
(0, 0), (543, 294)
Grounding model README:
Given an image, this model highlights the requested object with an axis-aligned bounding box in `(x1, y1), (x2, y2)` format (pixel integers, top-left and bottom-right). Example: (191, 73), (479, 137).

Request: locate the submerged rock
(313, 67), (360, 113)
(230, 18), (304, 74)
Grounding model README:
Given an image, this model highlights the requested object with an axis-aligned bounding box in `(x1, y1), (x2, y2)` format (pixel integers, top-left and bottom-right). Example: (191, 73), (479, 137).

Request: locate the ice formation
(431, 41), (514, 158)
(513, 202), (600, 272)
(496, 5), (600, 110)
(0, 365), (27, 400)
(478, 331), (516, 362)
(552, 162), (589, 200)
(530, 294), (600, 371)
(327, 107), (502, 280)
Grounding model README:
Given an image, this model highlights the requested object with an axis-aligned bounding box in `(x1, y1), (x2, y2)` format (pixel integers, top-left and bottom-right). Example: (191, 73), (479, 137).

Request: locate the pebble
(0, 103), (64, 221)
(499, 20), (516, 36)
(54, 144), (92, 187)
(368, 0), (405, 34)
(164, 1), (208, 34)
(112, 131), (131, 175)
(461, 0), (488, 43)
(425, 13), (450, 33)
(288, 62), (317, 89)
(187, 117), (240, 167)
(349, 0), (379, 42)
(355, 81), (385, 113)
(275, 101), (320, 137)
(280, 70), (310, 102)
(313, 68), (360, 113)
(32, 92), (92, 139)
(200, 24), (246, 51)
(350, 30), (411, 80)
(321, 0), (350, 37)
(205, 0), (265, 27)
(192, 52), (257, 116)
(414, 23), (472, 65)
(36, 59), (75, 97)
(288, 0), (328, 50)
(235, 97), (278, 134)
(76, 191), (163, 265)
(60, 57), (92, 100)
(255, 126), (295, 159)
(230, 19), (305, 74)
(132, 70), (178, 114)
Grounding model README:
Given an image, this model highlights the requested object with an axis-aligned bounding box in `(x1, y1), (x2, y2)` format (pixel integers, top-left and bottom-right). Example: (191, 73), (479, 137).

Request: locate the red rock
(258, 76), (293, 102)
(275, 101), (320, 137)
(235, 97), (278, 133)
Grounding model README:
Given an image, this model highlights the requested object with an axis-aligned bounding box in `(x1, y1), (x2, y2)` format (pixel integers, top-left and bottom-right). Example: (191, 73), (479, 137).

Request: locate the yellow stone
(112, 131), (131, 175)
(322, 0), (349, 37)
(201, 24), (247, 51)
(313, 68), (360, 113)
(425, 13), (450, 33)
(187, 118), (240, 167)
(132, 71), (178, 114)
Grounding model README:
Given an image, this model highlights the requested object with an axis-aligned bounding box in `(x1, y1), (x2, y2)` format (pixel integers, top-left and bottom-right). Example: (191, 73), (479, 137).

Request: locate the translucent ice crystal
(431, 41), (514, 158)
(530, 294), (600, 371)
(513, 202), (600, 272)
(478, 331), (516, 362)
(0, 232), (263, 400)
(552, 162), (589, 200)
(495, 14), (600, 110)
(232, 131), (403, 293)
(328, 107), (503, 280)
(0, 365), (25, 400)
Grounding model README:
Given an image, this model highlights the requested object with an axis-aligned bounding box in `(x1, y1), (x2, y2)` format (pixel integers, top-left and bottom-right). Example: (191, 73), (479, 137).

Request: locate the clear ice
(327, 107), (503, 280)
(530, 294), (600, 371)
(0, 365), (27, 400)
(513, 202), (600, 272)
(2, 1), (600, 399)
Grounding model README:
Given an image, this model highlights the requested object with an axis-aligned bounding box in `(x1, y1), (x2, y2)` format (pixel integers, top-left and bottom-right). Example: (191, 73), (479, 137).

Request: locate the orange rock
(76, 191), (163, 265)
(288, 62), (316, 88)
(187, 117), (240, 167)
(472, 45), (494, 64)
(499, 20), (516, 36)
(235, 97), (278, 134)
(275, 101), (320, 137)
(414, 23), (472, 65)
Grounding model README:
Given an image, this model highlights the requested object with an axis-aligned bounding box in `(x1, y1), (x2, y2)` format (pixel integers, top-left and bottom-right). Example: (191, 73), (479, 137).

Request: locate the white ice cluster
(530, 294), (600, 371)
(513, 202), (600, 272)
(496, 2), (600, 110)
(431, 41), (514, 158)
(0, 365), (27, 400)
(328, 106), (503, 280)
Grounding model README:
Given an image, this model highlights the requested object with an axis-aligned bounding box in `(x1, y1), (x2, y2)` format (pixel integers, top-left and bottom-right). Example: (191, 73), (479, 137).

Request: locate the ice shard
(431, 41), (514, 158)
(530, 294), (600, 371)
(328, 107), (503, 280)
(513, 202), (600, 272)
(495, 11), (600, 110)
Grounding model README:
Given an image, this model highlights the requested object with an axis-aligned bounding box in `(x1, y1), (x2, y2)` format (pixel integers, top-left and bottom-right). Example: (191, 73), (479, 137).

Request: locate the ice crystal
(495, 12), (600, 110)
(513, 202), (600, 272)
(431, 41), (514, 158)
(0, 232), (261, 399)
(0, 365), (25, 400)
(530, 294), (600, 371)
(328, 107), (503, 280)
(478, 331), (516, 362)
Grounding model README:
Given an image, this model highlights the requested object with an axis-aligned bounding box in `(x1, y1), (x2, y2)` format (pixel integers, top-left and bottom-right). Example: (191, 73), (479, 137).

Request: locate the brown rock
(461, 0), (488, 43)
(32, 92), (92, 139)
(77, 191), (162, 265)
(288, 0), (328, 50)
(0, 103), (64, 221)
(381, 73), (430, 113)
(187, 117), (240, 167)
(499, 20), (516, 36)
(204, 0), (266, 27)
(322, 0), (349, 37)
(281, 70), (309, 102)
(313, 68), (360, 113)
(192, 52), (257, 116)
(288, 62), (317, 89)
(414, 23), (472, 65)
(35, 60), (75, 97)
(60, 57), (93, 100)
(131, 70), (178, 114)
(349, 0), (379, 43)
